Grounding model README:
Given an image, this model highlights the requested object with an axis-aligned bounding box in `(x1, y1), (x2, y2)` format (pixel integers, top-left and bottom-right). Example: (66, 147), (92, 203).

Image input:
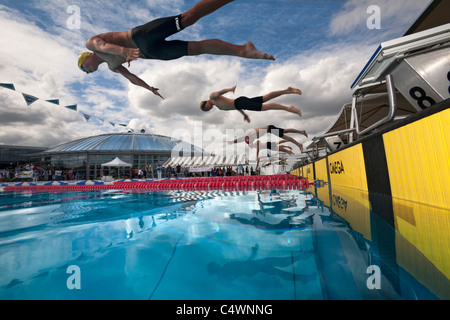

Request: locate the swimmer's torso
(94, 30), (142, 70)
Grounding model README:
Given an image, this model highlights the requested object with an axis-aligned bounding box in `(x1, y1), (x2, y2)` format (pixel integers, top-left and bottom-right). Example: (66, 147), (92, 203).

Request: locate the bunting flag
(22, 93), (39, 106)
(46, 99), (59, 105)
(0, 83), (15, 90)
(81, 112), (91, 122)
(1, 82), (132, 130)
(65, 104), (77, 111)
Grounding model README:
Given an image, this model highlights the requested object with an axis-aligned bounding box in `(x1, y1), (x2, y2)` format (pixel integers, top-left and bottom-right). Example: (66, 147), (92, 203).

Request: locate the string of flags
(0, 83), (130, 128)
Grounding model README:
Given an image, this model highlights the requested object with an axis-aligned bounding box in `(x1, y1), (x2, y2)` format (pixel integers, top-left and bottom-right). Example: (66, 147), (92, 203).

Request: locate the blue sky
(0, 0), (432, 154)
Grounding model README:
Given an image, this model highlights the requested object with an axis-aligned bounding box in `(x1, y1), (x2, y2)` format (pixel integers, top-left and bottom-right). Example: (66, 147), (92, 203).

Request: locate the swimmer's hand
(123, 48), (140, 67)
(114, 66), (163, 99)
(238, 109), (250, 123)
(150, 87), (164, 100)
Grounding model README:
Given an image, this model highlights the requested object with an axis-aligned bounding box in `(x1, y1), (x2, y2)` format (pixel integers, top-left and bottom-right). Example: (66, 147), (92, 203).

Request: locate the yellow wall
(306, 163), (314, 181)
(314, 158), (328, 182)
(383, 109), (450, 284)
(383, 109), (450, 210)
(328, 144), (369, 192)
(331, 186), (372, 241)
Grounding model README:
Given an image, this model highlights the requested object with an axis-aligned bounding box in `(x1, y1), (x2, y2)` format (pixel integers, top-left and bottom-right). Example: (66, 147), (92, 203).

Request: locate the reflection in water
(207, 244), (316, 284)
(311, 183), (448, 300)
(0, 188), (446, 299)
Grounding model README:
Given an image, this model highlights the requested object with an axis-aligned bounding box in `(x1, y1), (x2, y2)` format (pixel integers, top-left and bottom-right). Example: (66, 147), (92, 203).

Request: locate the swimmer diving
(77, 0), (275, 99)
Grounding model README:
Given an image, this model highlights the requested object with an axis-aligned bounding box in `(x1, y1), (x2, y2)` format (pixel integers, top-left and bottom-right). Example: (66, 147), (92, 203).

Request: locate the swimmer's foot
(289, 106), (302, 117)
(243, 41), (275, 61)
(287, 87), (302, 95)
(300, 130), (308, 138)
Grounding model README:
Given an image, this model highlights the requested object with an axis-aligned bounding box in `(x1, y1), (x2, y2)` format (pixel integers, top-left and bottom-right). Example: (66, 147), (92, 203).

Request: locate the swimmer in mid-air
(200, 86), (303, 122)
(228, 124), (308, 152)
(252, 140), (294, 169)
(77, 0), (274, 99)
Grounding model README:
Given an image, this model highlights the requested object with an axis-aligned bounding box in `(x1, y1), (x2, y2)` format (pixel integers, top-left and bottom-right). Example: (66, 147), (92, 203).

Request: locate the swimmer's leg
(261, 87), (302, 103)
(181, 0), (234, 27)
(280, 136), (304, 153)
(261, 103), (302, 117)
(284, 129), (308, 138)
(188, 40), (275, 60)
(279, 146), (295, 155)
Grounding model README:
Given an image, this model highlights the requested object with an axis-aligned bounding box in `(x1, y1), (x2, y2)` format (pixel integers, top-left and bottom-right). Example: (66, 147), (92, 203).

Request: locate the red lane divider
(3, 174), (310, 192)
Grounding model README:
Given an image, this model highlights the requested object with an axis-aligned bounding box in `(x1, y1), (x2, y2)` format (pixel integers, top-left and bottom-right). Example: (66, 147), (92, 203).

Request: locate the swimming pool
(0, 187), (445, 300)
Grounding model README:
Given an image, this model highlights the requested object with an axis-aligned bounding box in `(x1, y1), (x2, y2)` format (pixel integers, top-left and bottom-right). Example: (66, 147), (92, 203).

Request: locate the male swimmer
(229, 125), (307, 152)
(200, 86), (303, 122)
(252, 139), (294, 169)
(77, 0), (274, 99)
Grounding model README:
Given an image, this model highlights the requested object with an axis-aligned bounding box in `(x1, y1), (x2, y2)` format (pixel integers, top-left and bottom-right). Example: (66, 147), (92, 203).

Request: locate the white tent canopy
(162, 154), (250, 171)
(101, 157), (132, 167)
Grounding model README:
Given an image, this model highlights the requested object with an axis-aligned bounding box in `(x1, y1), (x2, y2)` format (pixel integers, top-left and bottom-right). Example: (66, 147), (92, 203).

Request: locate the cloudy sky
(0, 0), (431, 155)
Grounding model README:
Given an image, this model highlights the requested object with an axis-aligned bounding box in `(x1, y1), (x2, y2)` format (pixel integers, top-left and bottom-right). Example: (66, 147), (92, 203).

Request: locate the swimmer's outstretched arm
(114, 66), (164, 99)
(210, 85), (236, 99)
(238, 110), (250, 123)
(86, 36), (139, 66)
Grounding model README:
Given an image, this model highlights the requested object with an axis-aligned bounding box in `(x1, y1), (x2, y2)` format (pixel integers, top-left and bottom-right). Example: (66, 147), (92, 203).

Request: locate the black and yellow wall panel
(393, 198), (450, 280)
(299, 166), (304, 178)
(315, 183), (331, 207)
(290, 100), (449, 298)
(306, 163), (314, 181)
(331, 186), (372, 241)
(328, 144), (369, 192)
(314, 158), (328, 182)
(383, 108), (450, 210)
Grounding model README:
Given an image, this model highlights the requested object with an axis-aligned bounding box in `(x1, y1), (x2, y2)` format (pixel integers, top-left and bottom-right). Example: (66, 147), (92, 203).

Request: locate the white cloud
(0, 0), (433, 157)
(120, 39), (373, 156)
(0, 5), (136, 147)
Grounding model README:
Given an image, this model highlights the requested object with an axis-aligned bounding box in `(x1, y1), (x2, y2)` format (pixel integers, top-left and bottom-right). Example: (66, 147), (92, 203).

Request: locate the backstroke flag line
(0, 82), (130, 129)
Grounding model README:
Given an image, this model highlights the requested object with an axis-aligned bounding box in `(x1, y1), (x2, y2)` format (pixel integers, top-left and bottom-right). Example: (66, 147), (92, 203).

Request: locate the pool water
(0, 188), (441, 299)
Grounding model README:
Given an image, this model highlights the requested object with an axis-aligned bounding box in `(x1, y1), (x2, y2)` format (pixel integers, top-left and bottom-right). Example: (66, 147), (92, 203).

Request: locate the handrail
(311, 128), (355, 142)
(353, 74), (397, 136)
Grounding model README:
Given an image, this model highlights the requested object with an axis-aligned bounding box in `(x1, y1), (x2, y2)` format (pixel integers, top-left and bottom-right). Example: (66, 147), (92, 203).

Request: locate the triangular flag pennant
(65, 104), (77, 111)
(81, 112), (91, 121)
(46, 99), (59, 105)
(0, 83), (15, 90)
(22, 93), (39, 106)
(109, 122), (115, 127)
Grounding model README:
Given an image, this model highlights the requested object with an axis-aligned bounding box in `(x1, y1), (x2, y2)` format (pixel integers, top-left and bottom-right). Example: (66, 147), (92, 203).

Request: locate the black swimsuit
(234, 96), (263, 111)
(131, 14), (189, 60)
(265, 142), (278, 151)
(267, 125), (285, 137)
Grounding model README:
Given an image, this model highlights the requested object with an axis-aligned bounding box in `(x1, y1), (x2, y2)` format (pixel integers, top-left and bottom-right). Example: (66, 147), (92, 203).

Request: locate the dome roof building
(30, 132), (204, 179)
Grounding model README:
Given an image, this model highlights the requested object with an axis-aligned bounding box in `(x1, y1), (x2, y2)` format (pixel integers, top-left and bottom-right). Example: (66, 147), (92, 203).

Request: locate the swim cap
(200, 101), (207, 111)
(77, 52), (90, 70)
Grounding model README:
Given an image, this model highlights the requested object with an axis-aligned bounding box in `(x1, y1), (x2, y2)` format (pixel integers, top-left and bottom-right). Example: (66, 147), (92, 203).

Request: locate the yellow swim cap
(77, 52), (90, 70)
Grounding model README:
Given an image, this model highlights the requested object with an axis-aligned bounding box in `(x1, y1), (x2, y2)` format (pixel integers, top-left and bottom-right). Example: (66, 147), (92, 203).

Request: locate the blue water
(0, 189), (440, 300)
